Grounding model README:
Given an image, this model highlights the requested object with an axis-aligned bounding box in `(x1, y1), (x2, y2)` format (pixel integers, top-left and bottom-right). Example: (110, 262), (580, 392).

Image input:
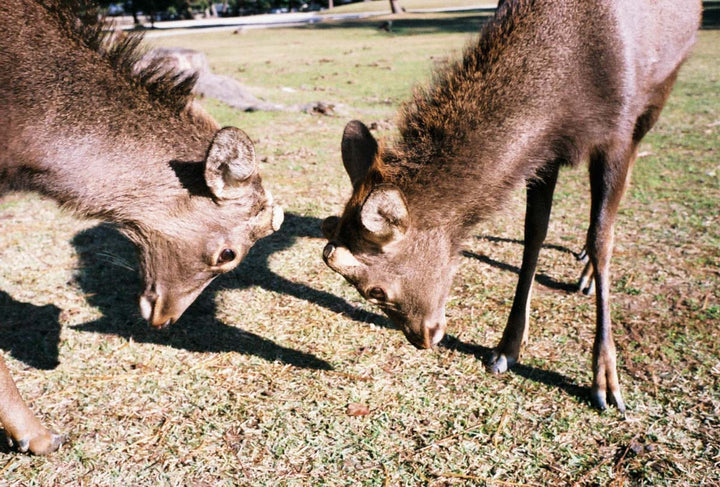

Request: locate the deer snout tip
(153, 317), (174, 329)
(428, 323), (446, 347)
(139, 291), (176, 329)
(407, 322), (446, 350)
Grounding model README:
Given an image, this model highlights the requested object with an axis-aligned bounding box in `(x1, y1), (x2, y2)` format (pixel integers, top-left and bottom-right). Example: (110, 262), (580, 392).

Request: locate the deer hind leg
(489, 163), (559, 374)
(576, 162), (633, 298)
(577, 247), (596, 295)
(0, 355), (63, 454)
(579, 77), (676, 294)
(585, 144), (639, 414)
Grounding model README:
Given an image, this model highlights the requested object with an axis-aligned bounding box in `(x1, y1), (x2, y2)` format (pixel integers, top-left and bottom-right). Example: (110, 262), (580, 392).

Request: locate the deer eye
(217, 248), (236, 264)
(367, 287), (387, 302)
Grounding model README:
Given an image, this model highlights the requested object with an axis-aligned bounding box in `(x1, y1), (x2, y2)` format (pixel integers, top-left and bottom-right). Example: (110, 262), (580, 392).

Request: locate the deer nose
(404, 322), (446, 350)
(423, 321), (447, 349)
(139, 288), (175, 329)
(139, 291), (155, 322)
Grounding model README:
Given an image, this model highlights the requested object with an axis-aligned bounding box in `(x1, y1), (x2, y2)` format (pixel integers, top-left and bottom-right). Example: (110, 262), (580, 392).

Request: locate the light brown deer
(322, 0), (700, 413)
(0, 0), (282, 454)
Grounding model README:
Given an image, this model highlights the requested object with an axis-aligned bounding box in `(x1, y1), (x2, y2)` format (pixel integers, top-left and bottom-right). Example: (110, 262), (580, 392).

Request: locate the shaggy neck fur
(368, 0), (626, 237)
(0, 0), (219, 226)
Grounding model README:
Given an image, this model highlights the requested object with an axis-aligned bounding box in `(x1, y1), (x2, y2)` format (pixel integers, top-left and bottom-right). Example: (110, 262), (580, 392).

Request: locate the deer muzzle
(139, 290), (175, 329)
(399, 310), (447, 350)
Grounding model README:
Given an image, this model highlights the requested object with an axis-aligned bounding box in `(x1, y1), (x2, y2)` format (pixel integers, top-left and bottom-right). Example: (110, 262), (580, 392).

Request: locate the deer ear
(204, 127), (256, 199)
(360, 186), (409, 244)
(341, 120), (378, 188)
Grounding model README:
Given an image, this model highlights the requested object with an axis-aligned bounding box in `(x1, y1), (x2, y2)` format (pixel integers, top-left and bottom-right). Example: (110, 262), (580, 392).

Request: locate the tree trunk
(181, 0), (193, 20)
(389, 0), (402, 14)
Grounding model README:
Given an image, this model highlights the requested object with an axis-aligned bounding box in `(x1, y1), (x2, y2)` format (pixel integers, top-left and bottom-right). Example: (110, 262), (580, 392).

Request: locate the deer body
(323, 0), (700, 412)
(1, 0), (282, 454)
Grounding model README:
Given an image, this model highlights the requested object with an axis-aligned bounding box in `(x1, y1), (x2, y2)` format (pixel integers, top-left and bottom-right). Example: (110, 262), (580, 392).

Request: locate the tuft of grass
(1, 11), (719, 486)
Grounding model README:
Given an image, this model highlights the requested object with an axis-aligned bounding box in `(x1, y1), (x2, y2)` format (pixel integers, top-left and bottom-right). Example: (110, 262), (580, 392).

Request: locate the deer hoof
(577, 271), (595, 295)
(590, 387), (608, 411)
(10, 429), (64, 455)
(590, 387), (626, 416)
(488, 352), (516, 374)
(579, 278), (595, 296)
(577, 259), (595, 295)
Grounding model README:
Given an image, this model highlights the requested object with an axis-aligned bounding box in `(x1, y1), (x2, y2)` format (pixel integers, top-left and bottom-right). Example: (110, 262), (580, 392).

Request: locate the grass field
(1, 7), (718, 486)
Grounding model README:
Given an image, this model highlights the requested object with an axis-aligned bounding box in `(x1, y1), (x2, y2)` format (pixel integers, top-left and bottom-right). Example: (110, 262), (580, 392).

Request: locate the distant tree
(114, 0), (178, 24)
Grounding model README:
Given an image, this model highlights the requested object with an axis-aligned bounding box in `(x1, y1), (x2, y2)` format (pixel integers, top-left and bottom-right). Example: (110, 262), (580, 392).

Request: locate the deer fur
(0, 0), (282, 454)
(323, 0), (700, 413)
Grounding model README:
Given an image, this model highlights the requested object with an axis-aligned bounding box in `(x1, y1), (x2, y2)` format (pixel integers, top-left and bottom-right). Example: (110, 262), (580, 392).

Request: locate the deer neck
(14, 124), (212, 228)
(379, 115), (550, 241)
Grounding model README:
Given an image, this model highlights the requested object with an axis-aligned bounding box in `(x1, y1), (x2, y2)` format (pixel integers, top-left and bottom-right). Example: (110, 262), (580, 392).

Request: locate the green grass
(1, 11), (719, 486)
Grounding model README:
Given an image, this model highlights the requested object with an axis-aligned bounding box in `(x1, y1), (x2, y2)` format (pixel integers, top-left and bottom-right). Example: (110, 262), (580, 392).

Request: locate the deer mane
(38, 0), (197, 115)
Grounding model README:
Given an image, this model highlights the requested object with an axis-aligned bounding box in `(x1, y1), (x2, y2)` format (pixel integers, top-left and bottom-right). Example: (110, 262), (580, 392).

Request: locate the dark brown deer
(0, 0), (283, 454)
(322, 0), (700, 413)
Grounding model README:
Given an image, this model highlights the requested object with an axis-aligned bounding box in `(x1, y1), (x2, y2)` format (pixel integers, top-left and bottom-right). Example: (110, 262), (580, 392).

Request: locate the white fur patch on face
(139, 295), (153, 322)
(272, 205), (284, 232)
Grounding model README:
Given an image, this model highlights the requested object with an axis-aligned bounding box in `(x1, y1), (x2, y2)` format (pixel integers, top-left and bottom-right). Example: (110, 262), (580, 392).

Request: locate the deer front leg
(489, 164), (559, 374)
(585, 146), (637, 414)
(0, 355), (63, 454)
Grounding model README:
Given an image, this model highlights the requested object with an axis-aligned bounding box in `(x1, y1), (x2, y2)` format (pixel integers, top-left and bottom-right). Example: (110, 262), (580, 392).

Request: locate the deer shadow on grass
(439, 335), (591, 406)
(0, 291), (62, 370)
(442, 234), (592, 404)
(2, 215), (591, 402)
(463, 235), (581, 293)
(70, 216), (591, 401)
(70, 213), (387, 371)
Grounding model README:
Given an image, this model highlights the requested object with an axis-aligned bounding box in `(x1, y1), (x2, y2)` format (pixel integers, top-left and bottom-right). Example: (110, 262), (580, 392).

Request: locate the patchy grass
(1, 12), (719, 486)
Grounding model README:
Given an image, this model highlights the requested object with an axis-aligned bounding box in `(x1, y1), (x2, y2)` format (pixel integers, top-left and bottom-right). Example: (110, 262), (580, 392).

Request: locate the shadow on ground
(2, 212), (593, 404)
(296, 3), (720, 34)
(440, 335), (591, 406)
(463, 235), (581, 293)
(0, 292), (61, 370)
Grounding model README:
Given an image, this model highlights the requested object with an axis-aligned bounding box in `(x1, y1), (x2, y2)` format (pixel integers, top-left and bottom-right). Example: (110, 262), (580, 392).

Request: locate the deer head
(131, 127), (283, 328)
(322, 121), (459, 349)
